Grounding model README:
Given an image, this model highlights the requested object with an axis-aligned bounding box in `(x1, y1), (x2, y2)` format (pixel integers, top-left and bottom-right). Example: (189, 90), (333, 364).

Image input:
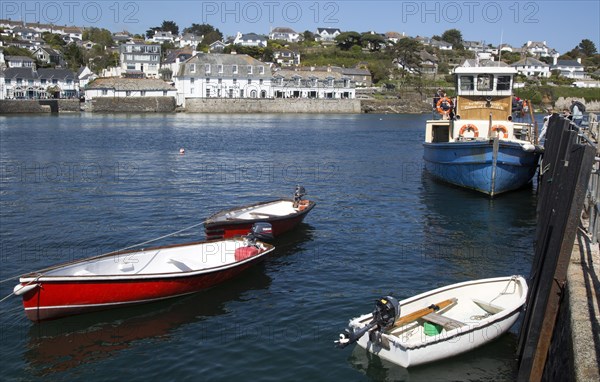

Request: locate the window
(190, 63), (196, 73)
(476, 74), (493, 91)
(206, 88), (211, 97)
(126, 90), (131, 96)
(141, 90), (146, 96)
(163, 91), (168, 96)
(205, 64), (211, 73)
(259, 66), (264, 74)
(190, 87), (194, 94)
(206, 78), (210, 82)
(4, 79), (10, 84)
(191, 77), (195, 84)
(248, 79), (252, 84)
(233, 78), (237, 85)
(102, 89), (108, 95)
(497, 76), (511, 91)
(247, 65), (253, 74)
(259, 79), (263, 85)
(217, 64), (223, 73)
(232, 65), (238, 74)
(459, 75), (474, 91)
(240, 89), (244, 98)
(40, 79), (46, 84)
(229, 89), (233, 98)
(17, 78), (22, 85)
(218, 78), (222, 84)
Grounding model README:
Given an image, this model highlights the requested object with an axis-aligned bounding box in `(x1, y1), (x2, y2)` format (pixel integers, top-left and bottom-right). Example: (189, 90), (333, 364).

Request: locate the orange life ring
(436, 97), (454, 115)
(491, 125), (509, 139)
(459, 124), (479, 137)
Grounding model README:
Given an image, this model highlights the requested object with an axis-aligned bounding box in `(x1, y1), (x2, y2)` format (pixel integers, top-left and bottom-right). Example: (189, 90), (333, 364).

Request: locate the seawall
(184, 98), (361, 113)
(90, 97), (176, 113)
(0, 99), (80, 113)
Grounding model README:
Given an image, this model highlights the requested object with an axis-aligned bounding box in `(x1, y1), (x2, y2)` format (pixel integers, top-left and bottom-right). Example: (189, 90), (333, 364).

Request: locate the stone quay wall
(90, 97), (176, 113)
(185, 98), (362, 113)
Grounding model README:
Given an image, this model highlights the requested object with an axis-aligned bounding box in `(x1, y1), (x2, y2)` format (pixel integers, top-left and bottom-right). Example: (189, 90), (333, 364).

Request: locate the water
(0, 113), (538, 381)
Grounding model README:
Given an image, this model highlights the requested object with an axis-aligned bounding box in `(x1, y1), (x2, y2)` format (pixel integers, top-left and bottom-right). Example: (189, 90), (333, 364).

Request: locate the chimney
(553, 56), (558, 66)
(576, 57), (581, 64)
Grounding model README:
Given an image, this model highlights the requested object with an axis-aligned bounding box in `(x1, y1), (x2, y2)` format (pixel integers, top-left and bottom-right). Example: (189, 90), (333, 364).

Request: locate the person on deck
(570, 100), (584, 125)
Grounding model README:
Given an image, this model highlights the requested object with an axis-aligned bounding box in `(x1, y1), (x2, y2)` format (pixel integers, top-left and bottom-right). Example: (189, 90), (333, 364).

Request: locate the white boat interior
(35, 239), (270, 278)
(213, 200), (300, 222)
(353, 276), (526, 348)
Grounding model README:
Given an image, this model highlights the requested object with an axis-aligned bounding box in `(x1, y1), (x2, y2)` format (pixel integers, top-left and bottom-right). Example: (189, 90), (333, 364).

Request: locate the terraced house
(174, 53), (272, 106)
(119, 41), (162, 78)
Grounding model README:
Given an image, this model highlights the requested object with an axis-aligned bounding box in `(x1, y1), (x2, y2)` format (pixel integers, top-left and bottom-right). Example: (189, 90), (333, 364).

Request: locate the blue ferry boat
(423, 62), (543, 197)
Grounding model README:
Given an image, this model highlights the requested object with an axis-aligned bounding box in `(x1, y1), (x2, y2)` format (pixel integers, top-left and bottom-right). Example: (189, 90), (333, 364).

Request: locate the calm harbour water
(0, 113), (538, 381)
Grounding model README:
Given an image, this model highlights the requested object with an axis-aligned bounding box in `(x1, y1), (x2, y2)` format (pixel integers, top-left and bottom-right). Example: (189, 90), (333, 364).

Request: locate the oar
(391, 298), (457, 329)
(336, 298), (457, 348)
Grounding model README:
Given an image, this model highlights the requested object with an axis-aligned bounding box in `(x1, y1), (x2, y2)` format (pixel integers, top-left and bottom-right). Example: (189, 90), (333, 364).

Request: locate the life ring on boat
(459, 124), (479, 138)
(298, 200), (309, 211)
(491, 125), (509, 139)
(436, 97), (454, 116)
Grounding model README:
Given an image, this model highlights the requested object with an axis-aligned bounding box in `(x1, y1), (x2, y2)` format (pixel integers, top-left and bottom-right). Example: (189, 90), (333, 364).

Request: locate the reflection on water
(348, 333), (519, 382)
(25, 269), (271, 376)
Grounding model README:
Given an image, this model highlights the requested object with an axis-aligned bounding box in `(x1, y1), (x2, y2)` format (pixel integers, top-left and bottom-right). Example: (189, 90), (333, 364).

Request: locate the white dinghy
(336, 276), (527, 368)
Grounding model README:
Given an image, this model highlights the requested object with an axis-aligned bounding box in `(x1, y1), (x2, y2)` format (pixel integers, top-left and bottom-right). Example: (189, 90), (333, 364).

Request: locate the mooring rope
(0, 221), (206, 286)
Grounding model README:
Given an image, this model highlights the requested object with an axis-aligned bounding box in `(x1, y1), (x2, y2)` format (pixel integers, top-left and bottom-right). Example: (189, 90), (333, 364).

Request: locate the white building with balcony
(119, 42), (162, 78)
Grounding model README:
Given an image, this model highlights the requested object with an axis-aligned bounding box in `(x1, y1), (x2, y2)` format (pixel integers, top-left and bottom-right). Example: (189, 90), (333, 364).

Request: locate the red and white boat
(13, 223), (275, 322)
(204, 186), (316, 240)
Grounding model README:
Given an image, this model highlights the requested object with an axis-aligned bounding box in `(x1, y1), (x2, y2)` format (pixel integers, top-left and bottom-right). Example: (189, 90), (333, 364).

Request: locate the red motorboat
(13, 223), (274, 322)
(204, 186), (316, 240)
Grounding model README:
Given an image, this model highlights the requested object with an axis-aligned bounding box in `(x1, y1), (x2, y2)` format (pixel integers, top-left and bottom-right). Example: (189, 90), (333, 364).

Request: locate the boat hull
(204, 199), (316, 240)
(349, 276), (527, 368)
(16, 241), (274, 322)
(423, 141), (540, 196)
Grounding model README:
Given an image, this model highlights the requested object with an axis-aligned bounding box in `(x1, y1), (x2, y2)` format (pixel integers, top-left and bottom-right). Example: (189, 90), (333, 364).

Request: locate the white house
(11, 27), (41, 41)
(33, 47), (61, 66)
(552, 58), (585, 79)
(315, 28), (341, 42)
(429, 39), (453, 50)
(511, 57), (551, 78)
(233, 32), (268, 47)
(150, 30), (175, 44)
(271, 68), (355, 99)
(209, 40), (227, 53)
(5, 56), (35, 68)
(385, 32), (406, 44)
(269, 27), (300, 43)
(273, 49), (300, 66)
(161, 49), (195, 80)
(177, 33), (202, 48)
(77, 66), (97, 90)
(523, 41), (559, 59)
(84, 78), (176, 100)
(173, 53), (272, 106)
(2, 67), (78, 99)
(119, 42), (162, 78)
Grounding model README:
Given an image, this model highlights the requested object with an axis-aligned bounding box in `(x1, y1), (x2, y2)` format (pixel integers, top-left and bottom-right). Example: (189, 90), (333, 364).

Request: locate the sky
(1, 0), (599, 53)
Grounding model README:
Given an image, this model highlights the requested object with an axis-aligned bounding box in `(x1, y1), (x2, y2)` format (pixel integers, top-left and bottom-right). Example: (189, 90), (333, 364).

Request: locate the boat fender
(235, 246), (260, 261)
(459, 124), (479, 138)
(13, 283), (40, 296)
(298, 200), (309, 211)
(436, 97), (454, 116)
(491, 125), (509, 139)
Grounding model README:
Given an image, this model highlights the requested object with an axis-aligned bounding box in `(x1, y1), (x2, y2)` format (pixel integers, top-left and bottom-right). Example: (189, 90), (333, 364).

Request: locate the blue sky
(2, 1), (599, 53)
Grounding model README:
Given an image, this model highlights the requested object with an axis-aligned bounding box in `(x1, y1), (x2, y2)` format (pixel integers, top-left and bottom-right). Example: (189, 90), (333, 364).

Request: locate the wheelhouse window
(476, 74), (493, 91)
(497, 75), (511, 91)
(459, 75), (474, 91)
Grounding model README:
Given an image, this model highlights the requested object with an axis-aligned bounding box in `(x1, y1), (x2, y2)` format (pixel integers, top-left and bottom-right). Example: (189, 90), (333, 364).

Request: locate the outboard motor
(245, 222), (274, 247)
(336, 296), (400, 349)
(293, 185), (307, 207)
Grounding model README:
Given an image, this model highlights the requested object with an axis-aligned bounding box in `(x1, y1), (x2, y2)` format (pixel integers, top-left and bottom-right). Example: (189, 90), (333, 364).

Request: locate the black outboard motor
(245, 222), (274, 247)
(336, 296), (400, 348)
(293, 185), (307, 207)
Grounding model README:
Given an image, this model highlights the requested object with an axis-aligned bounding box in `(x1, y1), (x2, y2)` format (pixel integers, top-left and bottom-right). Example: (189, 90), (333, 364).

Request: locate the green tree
(303, 30), (315, 42)
(161, 20), (179, 35)
(183, 23), (221, 38)
(63, 43), (84, 70)
(441, 29), (463, 50)
(393, 38), (422, 76)
(361, 33), (386, 52)
(82, 27), (114, 47)
(335, 31), (361, 51)
(577, 39), (597, 57)
(41, 32), (66, 49)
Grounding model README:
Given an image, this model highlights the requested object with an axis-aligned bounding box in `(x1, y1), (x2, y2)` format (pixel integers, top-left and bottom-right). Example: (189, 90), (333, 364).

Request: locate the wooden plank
(422, 312), (466, 330)
(392, 298), (457, 328)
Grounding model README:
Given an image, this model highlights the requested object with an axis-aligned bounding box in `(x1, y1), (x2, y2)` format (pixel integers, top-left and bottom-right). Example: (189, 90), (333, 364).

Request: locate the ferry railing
(572, 112), (599, 243)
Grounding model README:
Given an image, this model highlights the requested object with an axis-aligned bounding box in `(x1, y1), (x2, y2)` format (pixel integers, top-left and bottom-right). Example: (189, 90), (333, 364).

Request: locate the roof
(2, 67), (37, 79)
(163, 49), (194, 64)
(316, 28), (341, 34)
(5, 55), (35, 62)
(240, 33), (268, 41)
(553, 60), (583, 68)
(385, 32), (404, 39)
(2, 67), (75, 80)
(177, 53), (271, 78)
(339, 67), (371, 76)
(86, 78), (176, 91)
(274, 68), (343, 80)
(511, 57), (549, 67)
(271, 27), (297, 34)
(455, 61), (515, 74)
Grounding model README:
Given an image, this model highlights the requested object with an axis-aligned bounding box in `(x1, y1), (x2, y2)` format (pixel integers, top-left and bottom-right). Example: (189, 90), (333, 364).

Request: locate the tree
(42, 32), (66, 49)
(63, 43), (84, 70)
(183, 23), (222, 39)
(146, 27), (160, 39)
(161, 20), (179, 35)
(361, 33), (386, 52)
(303, 30), (315, 42)
(578, 39), (597, 57)
(441, 29), (463, 50)
(82, 27), (114, 47)
(393, 38), (422, 76)
(335, 31), (361, 51)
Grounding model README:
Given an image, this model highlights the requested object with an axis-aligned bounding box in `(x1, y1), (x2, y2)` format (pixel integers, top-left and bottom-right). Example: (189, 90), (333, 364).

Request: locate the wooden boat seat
(472, 299), (504, 314)
(249, 212), (280, 218)
(167, 259), (193, 272)
(422, 312), (466, 331)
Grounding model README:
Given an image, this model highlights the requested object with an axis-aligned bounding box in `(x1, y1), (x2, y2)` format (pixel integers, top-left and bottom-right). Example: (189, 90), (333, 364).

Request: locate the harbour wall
(184, 98), (361, 113)
(0, 99), (80, 113)
(90, 97), (176, 113)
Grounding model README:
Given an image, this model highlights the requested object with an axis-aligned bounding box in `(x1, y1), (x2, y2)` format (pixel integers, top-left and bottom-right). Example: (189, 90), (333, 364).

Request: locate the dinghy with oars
(336, 276), (527, 368)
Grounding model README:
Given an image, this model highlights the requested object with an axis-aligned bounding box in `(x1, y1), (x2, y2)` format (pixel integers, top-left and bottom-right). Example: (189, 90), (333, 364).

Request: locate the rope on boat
(0, 276), (41, 303)
(0, 221), (207, 286)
